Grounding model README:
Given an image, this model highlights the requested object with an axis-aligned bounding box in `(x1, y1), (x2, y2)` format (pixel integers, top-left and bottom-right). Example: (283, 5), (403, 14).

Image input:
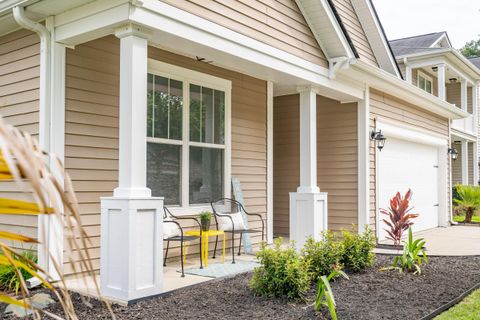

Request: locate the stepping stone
(4, 293), (55, 317)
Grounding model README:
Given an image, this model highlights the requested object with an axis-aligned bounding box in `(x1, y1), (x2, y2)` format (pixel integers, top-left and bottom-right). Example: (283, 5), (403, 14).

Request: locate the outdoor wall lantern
(448, 148), (458, 161)
(370, 129), (386, 151)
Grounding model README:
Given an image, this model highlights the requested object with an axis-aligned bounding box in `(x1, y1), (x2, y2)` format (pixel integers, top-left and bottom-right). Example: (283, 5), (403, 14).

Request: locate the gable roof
(469, 57), (480, 70)
(389, 32), (450, 57)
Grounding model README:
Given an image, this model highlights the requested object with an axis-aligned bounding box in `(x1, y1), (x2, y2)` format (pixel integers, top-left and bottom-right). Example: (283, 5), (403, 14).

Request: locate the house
(0, 0), (470, 303)
(390, 32), (480, 186)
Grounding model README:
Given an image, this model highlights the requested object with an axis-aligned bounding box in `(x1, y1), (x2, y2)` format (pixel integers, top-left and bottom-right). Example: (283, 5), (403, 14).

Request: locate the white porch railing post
(100, 24), (164, 303)
(289, 87), (327, 250)
(437, 63), (446, 101)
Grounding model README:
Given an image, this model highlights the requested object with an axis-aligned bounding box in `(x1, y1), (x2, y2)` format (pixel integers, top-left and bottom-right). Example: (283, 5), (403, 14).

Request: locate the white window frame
(417, 71), (433, 94)
(147, 59), (232, 215)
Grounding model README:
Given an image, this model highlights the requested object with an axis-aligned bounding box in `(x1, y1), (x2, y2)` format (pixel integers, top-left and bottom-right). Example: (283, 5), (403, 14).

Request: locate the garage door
(378, 137), (439, 241)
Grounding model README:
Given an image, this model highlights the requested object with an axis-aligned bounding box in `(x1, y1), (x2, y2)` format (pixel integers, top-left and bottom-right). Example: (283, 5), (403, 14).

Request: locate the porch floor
(376, 226), (480, 256)
(64, 253), (258, 305)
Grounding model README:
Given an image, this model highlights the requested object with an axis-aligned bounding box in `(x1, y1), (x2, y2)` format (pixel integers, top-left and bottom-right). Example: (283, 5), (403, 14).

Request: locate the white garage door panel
(378, 138), (439, 241)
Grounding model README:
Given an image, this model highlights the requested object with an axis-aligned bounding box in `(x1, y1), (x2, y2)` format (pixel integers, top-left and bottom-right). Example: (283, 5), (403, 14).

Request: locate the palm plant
(380, 189), (419, 245)
(392, 227), (428, 274)
(454, 185), (480, 223)
(0, 117), (110, 319)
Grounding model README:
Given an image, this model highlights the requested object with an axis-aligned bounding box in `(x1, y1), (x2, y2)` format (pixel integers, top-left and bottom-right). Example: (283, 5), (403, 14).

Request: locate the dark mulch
(4, 254), (480, 319)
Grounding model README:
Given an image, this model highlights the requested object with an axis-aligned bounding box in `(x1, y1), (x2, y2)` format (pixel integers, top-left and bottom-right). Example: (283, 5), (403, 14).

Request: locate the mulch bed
(4, 254), (480, 319)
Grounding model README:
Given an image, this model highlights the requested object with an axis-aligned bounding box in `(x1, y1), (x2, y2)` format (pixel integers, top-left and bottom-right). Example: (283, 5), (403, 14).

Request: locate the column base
(100, 196), (164, 303)
(289, 192), (328, 250)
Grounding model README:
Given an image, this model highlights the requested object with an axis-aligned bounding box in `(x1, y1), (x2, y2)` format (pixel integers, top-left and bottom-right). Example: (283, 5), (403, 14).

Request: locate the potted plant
(199, 211), (212, 231)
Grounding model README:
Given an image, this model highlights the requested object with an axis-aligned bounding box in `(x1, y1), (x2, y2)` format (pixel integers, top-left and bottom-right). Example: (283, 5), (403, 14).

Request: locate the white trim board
(376, 119), (447, 147)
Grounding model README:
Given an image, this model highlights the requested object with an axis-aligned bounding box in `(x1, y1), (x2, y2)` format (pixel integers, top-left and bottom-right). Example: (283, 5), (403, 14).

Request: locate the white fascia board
(54, 2), (130, 45)
(350, 0), (400, 77)
(0, 0), (31, 13)
(295, 0), (354, 59)
(450, 129), (478, 142)
(347, 60), (470, 120)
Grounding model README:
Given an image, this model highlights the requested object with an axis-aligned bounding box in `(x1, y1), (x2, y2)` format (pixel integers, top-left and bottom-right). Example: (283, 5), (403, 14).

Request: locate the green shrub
(249, 239), (310, 301)
(340, 226), (376, 272)
(0, 250), (37, 294)
(302, 231), (343, 282)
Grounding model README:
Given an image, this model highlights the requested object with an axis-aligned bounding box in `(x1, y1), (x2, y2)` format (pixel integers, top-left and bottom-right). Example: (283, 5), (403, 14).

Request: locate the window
(146, 60), (231, 209)
(417, 71), (433, 94)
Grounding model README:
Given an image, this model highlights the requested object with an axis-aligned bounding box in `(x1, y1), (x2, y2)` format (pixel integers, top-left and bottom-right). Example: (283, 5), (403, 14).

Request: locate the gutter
(12, 5), (53, 275)
(346, 59), (469, 120)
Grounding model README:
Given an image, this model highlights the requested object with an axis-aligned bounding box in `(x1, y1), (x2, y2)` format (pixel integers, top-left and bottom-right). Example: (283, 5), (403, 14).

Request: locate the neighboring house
(390, 32), (480, 186)
(0, 0), (469, 302)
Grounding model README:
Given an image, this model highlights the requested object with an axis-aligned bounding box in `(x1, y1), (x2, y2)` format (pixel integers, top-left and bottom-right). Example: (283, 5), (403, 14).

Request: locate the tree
(460, 38), (480, 58)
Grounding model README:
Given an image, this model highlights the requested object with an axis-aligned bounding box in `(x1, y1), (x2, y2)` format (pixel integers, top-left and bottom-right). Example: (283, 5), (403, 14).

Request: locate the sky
(371, 0), (480, 49)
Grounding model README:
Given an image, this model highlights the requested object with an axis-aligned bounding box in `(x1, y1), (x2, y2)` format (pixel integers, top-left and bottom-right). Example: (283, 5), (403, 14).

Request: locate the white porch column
(460, 79), (468, 111)
(289, 87), (327, 250)
(437, 63), (446, 101)
(461, 140), (469, 185)
(357, 86), (370, 232)
(473, 83), (479, 135)
(101, 24), (164, 303)
(405, 66), (412, 84)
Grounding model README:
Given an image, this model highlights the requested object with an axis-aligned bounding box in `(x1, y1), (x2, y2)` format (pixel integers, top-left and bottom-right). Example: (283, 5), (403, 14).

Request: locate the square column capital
(296, 85), (320, 95)
(115, 23), (152, 40)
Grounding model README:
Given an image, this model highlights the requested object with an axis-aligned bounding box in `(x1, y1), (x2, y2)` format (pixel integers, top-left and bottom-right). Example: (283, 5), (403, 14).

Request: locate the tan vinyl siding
(160, 0), (327, 67)
(447, 83), (460, 108)
(0, 29), (40, 251)
(331, 0), (377, 66)
(452, 141), (462, 185)
(63, 36), (267, 272)
(272, 94), (358, 235)
(369, 89), (450, 231)
(64, 36), (120, 274)
(317, 97), (358, 231)
(273, 94), (299, 236)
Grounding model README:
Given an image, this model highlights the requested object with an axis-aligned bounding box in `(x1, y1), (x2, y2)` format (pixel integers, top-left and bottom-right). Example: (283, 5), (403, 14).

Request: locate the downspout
(448, 120), (458, 226)
(12, 6), (52, 272)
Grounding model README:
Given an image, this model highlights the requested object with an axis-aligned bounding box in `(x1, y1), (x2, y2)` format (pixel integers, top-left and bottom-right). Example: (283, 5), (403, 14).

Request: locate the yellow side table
(185, 229), (226, 267)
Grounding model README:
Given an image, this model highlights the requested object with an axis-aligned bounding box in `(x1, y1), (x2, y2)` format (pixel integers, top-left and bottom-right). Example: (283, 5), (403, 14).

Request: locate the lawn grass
(453, 215), (480, 223)
(434, 288), (480, 320)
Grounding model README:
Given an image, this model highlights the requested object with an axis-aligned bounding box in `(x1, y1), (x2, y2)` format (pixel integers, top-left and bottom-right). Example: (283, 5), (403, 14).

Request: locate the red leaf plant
(380, 189), (419, 245)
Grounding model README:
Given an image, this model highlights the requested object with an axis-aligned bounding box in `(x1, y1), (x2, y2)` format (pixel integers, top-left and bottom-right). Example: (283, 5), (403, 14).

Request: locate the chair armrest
(174, 216), (202, 229)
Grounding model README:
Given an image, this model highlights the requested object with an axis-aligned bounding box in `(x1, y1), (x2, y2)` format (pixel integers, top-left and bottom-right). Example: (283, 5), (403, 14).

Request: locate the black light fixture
(449, 78), (458, 84)
(432, 66), (438, 72)
(448, 148), (458, 161)
(370, 129), (386, 151)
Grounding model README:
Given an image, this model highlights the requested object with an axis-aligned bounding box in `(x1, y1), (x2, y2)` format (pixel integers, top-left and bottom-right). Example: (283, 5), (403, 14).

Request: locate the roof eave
(347, 59), (469, 120)
(396, 49), (480, 80)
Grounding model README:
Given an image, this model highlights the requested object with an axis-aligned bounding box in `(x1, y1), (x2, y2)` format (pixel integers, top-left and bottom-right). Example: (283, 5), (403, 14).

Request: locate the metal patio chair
(163, 206), (203, 277)
(210, 198), (265, 264)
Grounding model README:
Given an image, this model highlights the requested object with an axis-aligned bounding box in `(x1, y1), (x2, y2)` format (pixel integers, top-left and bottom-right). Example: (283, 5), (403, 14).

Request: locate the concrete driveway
(377, 226), (480, 256)
(414, 226), (480, 256)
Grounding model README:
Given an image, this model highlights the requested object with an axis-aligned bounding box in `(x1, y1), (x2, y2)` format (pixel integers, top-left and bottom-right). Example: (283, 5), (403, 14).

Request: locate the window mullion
(182, 81), (190, 208)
